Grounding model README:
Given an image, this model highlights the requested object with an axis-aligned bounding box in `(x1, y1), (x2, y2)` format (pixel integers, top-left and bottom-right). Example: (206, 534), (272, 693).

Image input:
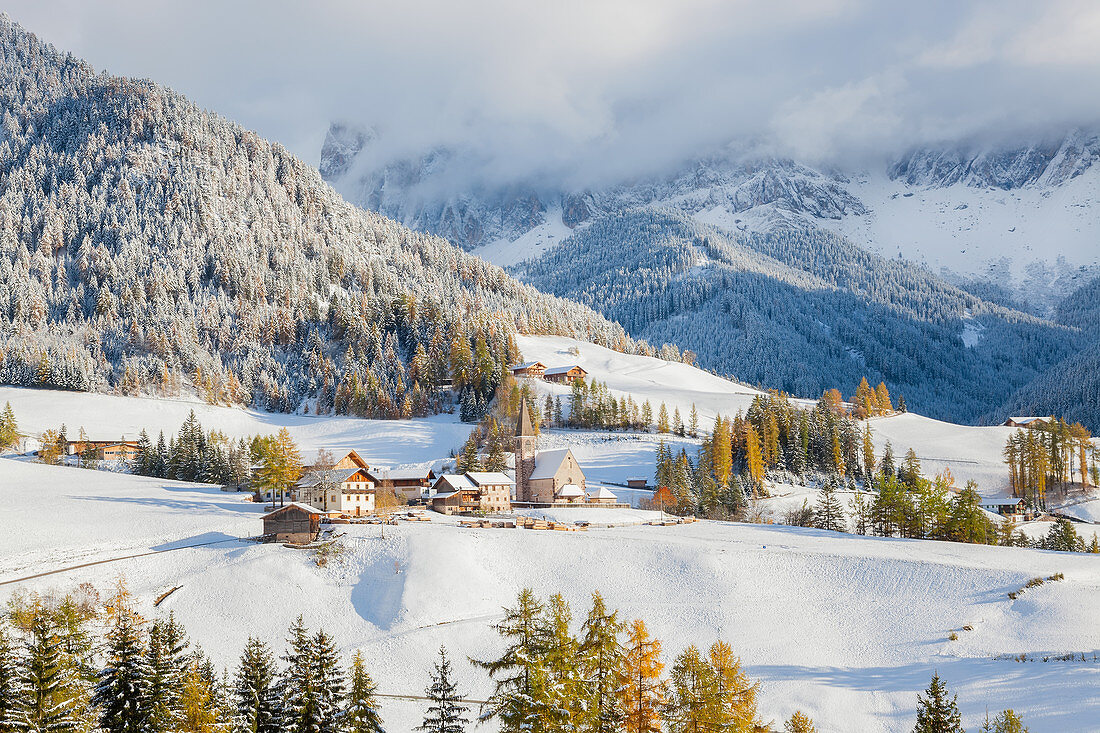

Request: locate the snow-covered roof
(296, 468), (364, 487)
(466, 471), (515, 486)
(1008, 416), (1049, 425)
(587, 487), (618, 500)
(434, 474), (476, 491)
(265, 502), (322, 517)
(530, 448), (575, 480)
(544, 364), (585, 375)
(980, 497), (1025, 506)
(376, 467), (434, 481)
(510, 361), (545, 370)
(556, 484), (585, 498)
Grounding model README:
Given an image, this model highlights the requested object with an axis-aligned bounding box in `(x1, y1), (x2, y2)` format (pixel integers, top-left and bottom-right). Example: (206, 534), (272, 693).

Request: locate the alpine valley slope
(2, 457), (1099, 733)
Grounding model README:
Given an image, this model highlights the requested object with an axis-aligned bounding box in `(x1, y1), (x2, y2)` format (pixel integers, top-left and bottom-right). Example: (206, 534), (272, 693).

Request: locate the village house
(542, 365), (587, 384)
(1002, 416), (1052, 429)
(262, 503), (321, 544)
(509, 361), (547, 379)
(429, 472), (514, 514)
(980, 497), (1028, 519)
(295, 465), (376, 516)
(63, 439), (141, 462)
(372, 467), (437, 502)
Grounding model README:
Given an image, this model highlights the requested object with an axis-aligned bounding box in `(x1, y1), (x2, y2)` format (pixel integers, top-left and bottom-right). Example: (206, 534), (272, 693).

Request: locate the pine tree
(578, 593), (625, 733)
(688, 404), (699, 439)
(232, 638), (281, 733)
(345, 651), (384, 733)
(0, 402), (18, 450)
(0, 623), (23, 733)
(913, 673), (963, 733)
(861, 424), (875, 480)
(457, 433), (482, 473)
(16, 613), (82, 733)
(95, 611), (151, 733)
(279, 618), (318, 733)
(419, 646), (468, 733)
(814, 478), (847, 532)
(473, 588), (550, 733)
(311, 631), (345, 733)
(146, 614), (190, 733)
(785, 710), (817, 733)
(619, 620), (664, 733)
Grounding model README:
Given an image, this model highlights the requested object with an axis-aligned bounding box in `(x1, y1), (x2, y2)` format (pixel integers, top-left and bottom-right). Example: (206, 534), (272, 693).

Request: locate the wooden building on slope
(263, 503), (321, 544)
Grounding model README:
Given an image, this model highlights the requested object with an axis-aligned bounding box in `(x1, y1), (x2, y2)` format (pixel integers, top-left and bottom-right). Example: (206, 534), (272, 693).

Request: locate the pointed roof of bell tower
(515, 402), (534, 438)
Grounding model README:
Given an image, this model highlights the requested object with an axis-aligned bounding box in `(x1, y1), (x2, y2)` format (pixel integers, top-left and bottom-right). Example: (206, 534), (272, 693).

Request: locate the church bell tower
(514, 403), (536, 502)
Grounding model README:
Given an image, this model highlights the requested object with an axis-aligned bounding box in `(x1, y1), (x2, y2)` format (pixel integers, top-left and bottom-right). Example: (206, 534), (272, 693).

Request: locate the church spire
(515, 401), (534, 437)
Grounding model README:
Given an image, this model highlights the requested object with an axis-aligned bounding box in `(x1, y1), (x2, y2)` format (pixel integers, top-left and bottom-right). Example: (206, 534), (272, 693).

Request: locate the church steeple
(514, 402), (536, 502)
(516, 401), (535, 438)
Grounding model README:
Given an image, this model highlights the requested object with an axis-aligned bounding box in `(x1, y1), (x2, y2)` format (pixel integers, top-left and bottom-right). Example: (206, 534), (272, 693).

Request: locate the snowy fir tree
(232, 638), (281, 733)
(15, 613), (82, 733)
(344, 651), (384, 733)
(913, 673), (964, 733)
(578, 592), (626, 733)
(418, 647), (469, 733)
(94, 610), (151, 733)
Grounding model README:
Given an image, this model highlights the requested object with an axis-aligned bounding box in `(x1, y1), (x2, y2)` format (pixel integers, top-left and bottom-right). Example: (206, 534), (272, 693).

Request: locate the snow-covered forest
(0, 17), (658, 418)
(515, 209), (1088, 424)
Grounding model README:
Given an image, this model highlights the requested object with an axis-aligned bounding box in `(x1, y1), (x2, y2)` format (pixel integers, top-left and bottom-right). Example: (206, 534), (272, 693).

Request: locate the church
(513, 403), (590, 504)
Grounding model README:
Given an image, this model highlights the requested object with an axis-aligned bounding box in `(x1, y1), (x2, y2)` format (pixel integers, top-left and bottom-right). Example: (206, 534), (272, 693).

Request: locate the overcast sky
(7, 1), (1100, 184)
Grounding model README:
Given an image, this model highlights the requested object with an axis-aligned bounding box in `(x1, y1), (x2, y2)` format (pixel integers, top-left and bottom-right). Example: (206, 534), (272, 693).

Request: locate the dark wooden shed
(263, 503), (322, 544)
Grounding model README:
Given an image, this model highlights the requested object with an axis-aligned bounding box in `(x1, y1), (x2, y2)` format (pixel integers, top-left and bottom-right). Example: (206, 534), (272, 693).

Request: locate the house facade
(64, 439), (141, 462)
(509, 361), (547, 379)
(429, 472), (514, 514)
(296, 467), (376, 516)
(375, 468), (437, 502)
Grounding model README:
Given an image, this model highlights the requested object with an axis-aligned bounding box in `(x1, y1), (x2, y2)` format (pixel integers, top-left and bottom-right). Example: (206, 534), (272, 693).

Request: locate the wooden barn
(1002, 416), (1052, 429)
(263, 503), (322, 544)
(509, 361), (547, 379)
(543, 365), (587, 384)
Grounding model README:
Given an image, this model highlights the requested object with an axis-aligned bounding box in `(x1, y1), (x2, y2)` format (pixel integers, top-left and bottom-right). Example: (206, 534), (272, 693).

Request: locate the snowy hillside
(3, 458), (1099, 732)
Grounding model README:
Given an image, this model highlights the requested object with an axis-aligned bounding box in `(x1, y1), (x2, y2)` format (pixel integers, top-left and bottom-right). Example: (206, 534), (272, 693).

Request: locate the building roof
(980, 497), (1025, 506)
(515, 403), (535, 438)
(587, 487), (618, 500)
(299, 448), (370, 469)
(434, 474), (477, 491)
(296, 468), (363, 488)
(510, 361), (546, 371)
(466, 471), (515, 486)
(530, 448), (575, 480)
(556, 484), (585, 498)
(264, 502), (323, 518)
(375, 467), (435, 481)
(1007, 416), (1050, 425)
(544, 364), (586, 375)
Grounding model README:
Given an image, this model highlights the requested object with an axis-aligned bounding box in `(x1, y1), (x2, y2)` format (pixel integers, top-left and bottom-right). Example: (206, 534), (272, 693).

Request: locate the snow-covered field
(2, 458), (1098, 732)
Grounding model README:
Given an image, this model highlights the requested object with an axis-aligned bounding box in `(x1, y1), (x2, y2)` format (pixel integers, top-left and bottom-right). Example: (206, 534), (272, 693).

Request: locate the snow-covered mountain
(321, 124), (1100, 301)
(320, 124), (1100, 426)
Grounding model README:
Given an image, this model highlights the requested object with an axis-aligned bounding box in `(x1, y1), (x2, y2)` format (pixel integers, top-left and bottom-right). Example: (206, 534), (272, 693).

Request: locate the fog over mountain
(5, 0), (1100, 185)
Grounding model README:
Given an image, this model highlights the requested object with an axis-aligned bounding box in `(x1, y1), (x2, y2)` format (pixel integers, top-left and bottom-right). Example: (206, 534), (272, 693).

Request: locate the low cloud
(7, 0), (1100, 187)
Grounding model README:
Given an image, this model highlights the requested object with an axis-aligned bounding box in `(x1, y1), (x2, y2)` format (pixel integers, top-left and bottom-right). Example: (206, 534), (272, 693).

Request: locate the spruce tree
(814, 478), (846, 533)
(232, 638), (280, 733)
(311, 631), (345, 733)
(146, 617), (188, 733)
(913, 673), (963, 733)
(95, 611), (151, 733)
(279, 617), (318, 733)
(16, 613), (81, 733)
(0, 623), (23, 733)
(345, 651), (384, 733)
(419, 646), (469, 733)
